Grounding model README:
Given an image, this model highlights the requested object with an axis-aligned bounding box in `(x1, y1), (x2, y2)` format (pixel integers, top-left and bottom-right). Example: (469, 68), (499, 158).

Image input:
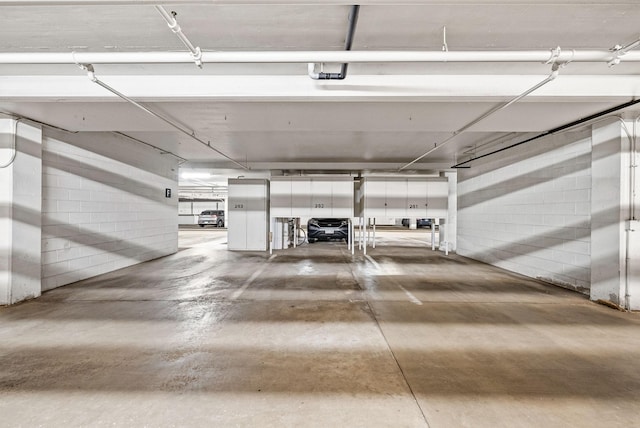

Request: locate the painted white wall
(457, 130), (592, 293)
(590, 118), (640, 310)
(0, 120), (10, 303)
(0, 119), (42, 304)
(41, 130), (178, 291)
(590, 119), (626, 305)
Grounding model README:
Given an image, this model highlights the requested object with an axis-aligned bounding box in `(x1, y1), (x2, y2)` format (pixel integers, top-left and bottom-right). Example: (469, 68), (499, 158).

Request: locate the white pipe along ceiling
(1, 49), (640, 65)
(76, 63), (249, 170)
(399, 62), (563, 171)
(2, 3), (640, 173)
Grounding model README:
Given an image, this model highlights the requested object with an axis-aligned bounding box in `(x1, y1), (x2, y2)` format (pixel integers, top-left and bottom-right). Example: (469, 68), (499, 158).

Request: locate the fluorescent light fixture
(181, 172), (211, 179)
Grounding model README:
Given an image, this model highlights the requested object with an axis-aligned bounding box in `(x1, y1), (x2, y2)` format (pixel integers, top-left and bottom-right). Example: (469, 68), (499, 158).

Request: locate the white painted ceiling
(1, 0), (640, 177)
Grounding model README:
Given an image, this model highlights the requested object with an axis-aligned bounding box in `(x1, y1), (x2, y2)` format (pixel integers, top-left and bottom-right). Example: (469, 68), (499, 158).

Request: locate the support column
(438, 218), (447, 251)
(591, 117), (639, 310)
(444, 171), (457, 252)
(0, 119), (42, 305)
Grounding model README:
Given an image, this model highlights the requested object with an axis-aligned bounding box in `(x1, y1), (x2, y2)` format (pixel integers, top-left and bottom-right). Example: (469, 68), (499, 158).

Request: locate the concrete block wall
(41, 130), (178, 291)
(457, 130), (592, 293)
(0, 119), (43, 304)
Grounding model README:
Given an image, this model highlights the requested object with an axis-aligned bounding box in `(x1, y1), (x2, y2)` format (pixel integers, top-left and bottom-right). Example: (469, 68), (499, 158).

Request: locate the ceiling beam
(2, 75), (639, 102)
(184, 161), (451, 171)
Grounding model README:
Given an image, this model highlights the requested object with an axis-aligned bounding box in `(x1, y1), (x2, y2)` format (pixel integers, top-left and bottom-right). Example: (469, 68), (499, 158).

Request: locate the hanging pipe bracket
(72, 52), (97, 81)
(545, 46), (574, 70)
(608, 37), (640, 68)
(191, 46), (203, 68)
(154, 6), (203, 68)
(77, 62), (97, 82)
(442, 26), (449, 52)
(546, 46), (562, 65)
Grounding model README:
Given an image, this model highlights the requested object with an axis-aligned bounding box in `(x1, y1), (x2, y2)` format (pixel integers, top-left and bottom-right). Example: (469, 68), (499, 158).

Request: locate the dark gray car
(307, 218), (349, 243)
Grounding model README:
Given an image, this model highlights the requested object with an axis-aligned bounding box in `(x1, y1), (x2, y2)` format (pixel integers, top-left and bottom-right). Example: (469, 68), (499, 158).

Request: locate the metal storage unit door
(228, 179), (270, 251)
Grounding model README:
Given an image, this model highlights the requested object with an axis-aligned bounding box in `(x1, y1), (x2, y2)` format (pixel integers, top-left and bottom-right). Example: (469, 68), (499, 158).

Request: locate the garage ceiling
(1, 0), (640, 176)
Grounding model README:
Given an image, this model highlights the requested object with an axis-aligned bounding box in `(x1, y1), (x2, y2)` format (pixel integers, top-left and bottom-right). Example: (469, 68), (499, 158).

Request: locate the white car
(198, 210), (225, 227)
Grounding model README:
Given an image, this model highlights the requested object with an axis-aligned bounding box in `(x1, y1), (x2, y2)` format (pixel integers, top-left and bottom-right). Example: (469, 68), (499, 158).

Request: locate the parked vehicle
(307, 218), (349, 243)
(401, 218), (433, 228)
(198, 210), (225, 227)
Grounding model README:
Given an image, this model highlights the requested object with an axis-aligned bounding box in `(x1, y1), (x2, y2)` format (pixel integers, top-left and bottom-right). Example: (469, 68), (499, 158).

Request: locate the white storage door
(270, 179), (292, 217)
(245, 182), (268, 250)
(407, 180), (428, 218)
(310, 178), (332, 217)
(427, 180), (449, 218)
(227, 186), (247, 251)
(364, 179), (387, 218)
(331, 178), (353, 217)
(291, 178), (312, 217)
(385, 180), (408, 218)
(228, 179), (269, 251)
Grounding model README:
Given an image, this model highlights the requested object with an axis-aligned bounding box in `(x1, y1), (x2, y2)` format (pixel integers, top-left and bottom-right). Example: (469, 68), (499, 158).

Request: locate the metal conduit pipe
(0, 118), (20, 168)
(629, 115), (639, 310)
(451, 97), (640, 169)
(3, 49), (640, 65)
(78, 64), (249, 170)
(113, 131), (188, 164)
(0, 110), (187, 164)
(608, 38), (640, 67)
(154, 6), (203, 68)
(398, 62), (562, 171)
(620, 119), (635, 311)
(620, 115), (639, 311)
(633, 115), (639, 222)
(308, 5), (360, 80)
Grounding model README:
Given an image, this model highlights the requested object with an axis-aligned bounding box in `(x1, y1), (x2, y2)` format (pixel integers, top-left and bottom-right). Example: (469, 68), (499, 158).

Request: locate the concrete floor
(1, 228), (640, 427)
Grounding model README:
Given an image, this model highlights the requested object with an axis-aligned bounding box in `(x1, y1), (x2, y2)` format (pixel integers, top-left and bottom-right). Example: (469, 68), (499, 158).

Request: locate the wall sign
(165, 188), (172, 198)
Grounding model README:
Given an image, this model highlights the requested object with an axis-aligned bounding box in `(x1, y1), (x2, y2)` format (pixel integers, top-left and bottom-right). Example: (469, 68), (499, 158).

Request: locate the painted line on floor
(407, 237), (437, 246)
(397, 283), (423, 305)
(365, 254), (421, 304)
(365, 254), (381, 270)
(231, 255), (276, 300)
